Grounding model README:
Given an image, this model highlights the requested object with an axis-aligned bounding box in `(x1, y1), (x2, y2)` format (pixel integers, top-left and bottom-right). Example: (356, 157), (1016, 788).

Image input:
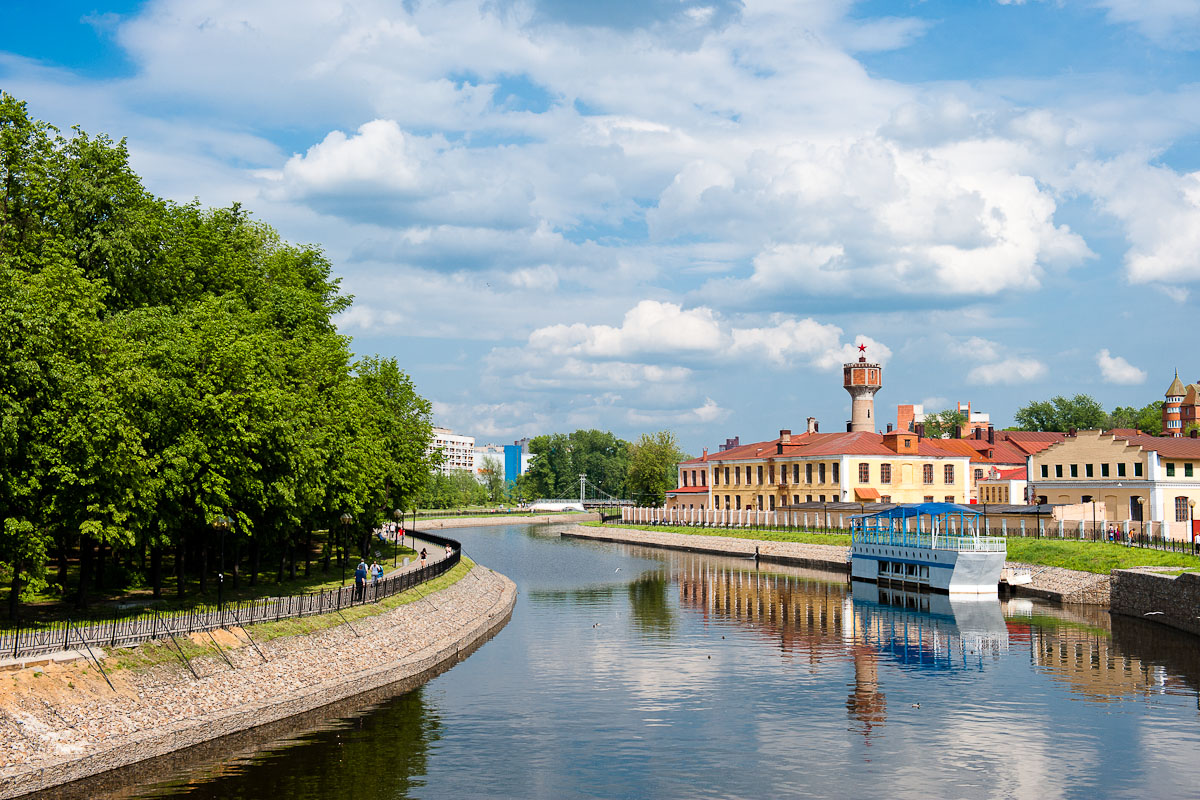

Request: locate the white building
(429, 427), (475, 475)
(473, 443), (506, 482)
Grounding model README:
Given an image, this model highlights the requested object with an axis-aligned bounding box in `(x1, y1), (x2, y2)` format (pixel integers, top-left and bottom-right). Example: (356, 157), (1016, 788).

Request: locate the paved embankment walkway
(415, 513), (598, 531)
(562, 524), (1112, 606)
(0, 564), (515, 800)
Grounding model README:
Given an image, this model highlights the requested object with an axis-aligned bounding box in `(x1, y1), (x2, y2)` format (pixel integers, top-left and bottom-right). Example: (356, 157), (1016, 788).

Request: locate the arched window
(1176, 496), (1190, 522)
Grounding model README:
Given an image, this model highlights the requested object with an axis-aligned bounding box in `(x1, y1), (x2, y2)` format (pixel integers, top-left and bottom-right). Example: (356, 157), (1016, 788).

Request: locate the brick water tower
(844, 344), (882, 433)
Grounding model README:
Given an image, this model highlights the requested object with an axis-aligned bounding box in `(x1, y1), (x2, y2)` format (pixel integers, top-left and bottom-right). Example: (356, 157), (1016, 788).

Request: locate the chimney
(806, 416), (818, 434)
(780, 429), (791, 444)
(846, 421), (853, 432)
(915, 422), (925, 438)
(1068, 427), (1077, 437)
(988, 427), (995, 445)
(703, 447), (708, 457)
(886, 423), (893, 433)
(974, 427), (982, 440)
(954, 424), (962, 439)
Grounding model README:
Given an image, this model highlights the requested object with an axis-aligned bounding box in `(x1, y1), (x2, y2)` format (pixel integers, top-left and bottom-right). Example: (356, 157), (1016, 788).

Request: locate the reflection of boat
(850, 503), (1006, 594)
(845, 581), (1010, 671)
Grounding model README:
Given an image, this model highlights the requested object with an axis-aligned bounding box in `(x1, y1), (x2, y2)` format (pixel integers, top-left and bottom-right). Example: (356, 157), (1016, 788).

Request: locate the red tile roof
(1112, 433), (1200, 458)
(698, 430), (973, 461)
(666, 485), (710, 494)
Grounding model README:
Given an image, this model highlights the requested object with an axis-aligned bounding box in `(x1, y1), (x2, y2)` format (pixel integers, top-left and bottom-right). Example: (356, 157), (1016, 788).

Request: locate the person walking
(370, 560), (382, 583)
(420, 547), (427, 567)
(355, 559), (368, 600)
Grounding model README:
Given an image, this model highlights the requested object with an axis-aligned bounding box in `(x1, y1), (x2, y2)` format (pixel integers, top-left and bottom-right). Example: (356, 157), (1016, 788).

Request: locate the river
(103, 523), (1200, 799)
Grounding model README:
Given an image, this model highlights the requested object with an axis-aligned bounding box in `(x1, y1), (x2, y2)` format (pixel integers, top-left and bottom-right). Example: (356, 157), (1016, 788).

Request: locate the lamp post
(211, 515), (230, 611)
(823, 501), (829, 533)
(982, 502), (988, 538)
(339, 512), (353, 585)
(393, 508), (402, 567)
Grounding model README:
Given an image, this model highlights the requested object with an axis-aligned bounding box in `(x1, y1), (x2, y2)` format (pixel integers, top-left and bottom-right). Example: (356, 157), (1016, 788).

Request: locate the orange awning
(854, 487), (881, 500)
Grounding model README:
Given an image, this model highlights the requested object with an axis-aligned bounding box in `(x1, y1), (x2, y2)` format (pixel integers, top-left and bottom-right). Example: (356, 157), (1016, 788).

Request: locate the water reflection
(85, 525), (1200, 800)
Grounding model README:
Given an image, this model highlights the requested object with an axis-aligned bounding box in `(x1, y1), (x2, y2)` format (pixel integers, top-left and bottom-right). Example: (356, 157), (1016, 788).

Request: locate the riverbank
(0, 563), (515, 800)
(563, 524), (1111, 605)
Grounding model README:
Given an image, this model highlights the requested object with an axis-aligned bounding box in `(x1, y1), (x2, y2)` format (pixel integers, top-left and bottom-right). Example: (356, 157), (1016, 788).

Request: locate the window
(793, 464), (800, 483)
(682, 472), (688, 487)
(832, 463), (840, 483)
(1188, 463), (1195, 478)
(1177, 496), (1190, 522)
(769, 465), (775, 484)
(735, 495), (742, 510)
(1118, 463), (1126, 477)
(769, 495), (775, 511)
(944, 464), (955, 484)
(924, 496), (934, 503)
(1081, 495), (1092, 503)
(806, 494), (812, 502)
(1041, 464), (1049, 478)
(859, 463), (869, 482)
(1167, 462), (1176, 477)
(923, 464), (934, 484)
(1135, 462), (1143, 477)
(818, 463), (826, 484)
(881, 464), (892, 484)
(1069, 464), (1078, 478)
(725, 495), (731, 509)
(974, 469), (983, 482)
(1055, 465), (1063, 478)
(746, 466), (753, 484)
(734, 468), (740, 485)
(819, 495), (826, 502)
(1101, 463), (1109, 477)
(880, 496), (891, 503)
(805, 463), (813, 484)
(757, 466), (764, 484)
(793, 495), (800, 504)
(945, 496), (954, 503)
(724, 467), (730, 484)
(757, 495), (764, 509)
(1085, 464), (1094, 478)
(692, 469), (698, 485)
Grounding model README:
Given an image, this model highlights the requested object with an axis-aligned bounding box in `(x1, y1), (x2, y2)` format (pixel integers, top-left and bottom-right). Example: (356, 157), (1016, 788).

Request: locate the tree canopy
(525, 430), (631, 500)
(627, 431), (690, 507)
(0, 93), (437, 617)
(1013, 394), (1162, 435)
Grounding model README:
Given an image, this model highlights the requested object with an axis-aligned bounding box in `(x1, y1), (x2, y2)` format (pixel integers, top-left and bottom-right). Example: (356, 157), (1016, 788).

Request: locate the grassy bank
(108, 557), (476, 673)
(587, 522), (1200, 574)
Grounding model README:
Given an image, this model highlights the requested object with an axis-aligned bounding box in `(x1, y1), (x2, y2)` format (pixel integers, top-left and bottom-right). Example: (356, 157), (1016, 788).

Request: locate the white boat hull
(851, 542), (1005, 595)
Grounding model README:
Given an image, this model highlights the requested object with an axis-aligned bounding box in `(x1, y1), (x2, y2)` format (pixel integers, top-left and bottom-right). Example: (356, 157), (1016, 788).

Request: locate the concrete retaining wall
(0, 565), (515, 800)
(1111, 569), (1200, 636)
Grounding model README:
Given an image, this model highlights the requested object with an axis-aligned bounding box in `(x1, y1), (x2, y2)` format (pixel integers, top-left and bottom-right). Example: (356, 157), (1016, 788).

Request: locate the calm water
(108, 524), (1200, 799)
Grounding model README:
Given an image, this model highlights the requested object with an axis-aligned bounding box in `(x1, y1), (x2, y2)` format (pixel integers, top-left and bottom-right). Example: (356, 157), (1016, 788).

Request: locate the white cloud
(1096, 0), (1200, 47)
(967, 358), (1048, 385)
(1096, 349), (1147, 384)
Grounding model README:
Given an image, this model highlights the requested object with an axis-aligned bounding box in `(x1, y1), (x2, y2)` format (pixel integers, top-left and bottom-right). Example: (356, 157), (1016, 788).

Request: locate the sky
(3, 0), (1200, 455)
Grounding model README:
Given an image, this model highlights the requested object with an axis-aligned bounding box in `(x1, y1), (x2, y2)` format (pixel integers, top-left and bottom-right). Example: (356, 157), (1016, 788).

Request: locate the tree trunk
(76, 536), (93, 609)
(95, 540), (105, 591)
(176, 536), (186, 599)
(199, 537), (208, 594)
(231, 540), (240, 589)
(304, 527), (312, 578)
(289, 534), (297, 580)
(151, 546), (162, 600)
(322, 532), (330, 575)
(56, 538), (69, 595)
(8, 562), (22, 622)
(250, 539), (259, 587)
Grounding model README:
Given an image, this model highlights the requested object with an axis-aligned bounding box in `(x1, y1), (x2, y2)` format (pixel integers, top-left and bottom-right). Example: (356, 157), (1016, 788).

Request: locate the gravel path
(0, 564), (515, 800)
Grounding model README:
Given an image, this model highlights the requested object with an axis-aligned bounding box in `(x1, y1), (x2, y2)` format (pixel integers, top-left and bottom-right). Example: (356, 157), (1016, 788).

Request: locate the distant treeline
(0, 94), (437, 618)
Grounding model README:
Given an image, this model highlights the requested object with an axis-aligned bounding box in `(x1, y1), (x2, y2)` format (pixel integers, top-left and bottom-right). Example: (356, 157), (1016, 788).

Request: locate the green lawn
(587, 522), (1200, 575)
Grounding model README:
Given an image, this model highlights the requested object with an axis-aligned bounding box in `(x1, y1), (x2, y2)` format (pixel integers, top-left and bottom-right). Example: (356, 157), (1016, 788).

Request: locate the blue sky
(4, 0), (1200, 454)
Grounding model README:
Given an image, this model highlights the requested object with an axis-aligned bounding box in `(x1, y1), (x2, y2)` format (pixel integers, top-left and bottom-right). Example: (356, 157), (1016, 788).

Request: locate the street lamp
(211, 515), (230, 611)
(393, 508), (402, 567)
(339, 513), (353, 585)
(822, 501), (829, 533)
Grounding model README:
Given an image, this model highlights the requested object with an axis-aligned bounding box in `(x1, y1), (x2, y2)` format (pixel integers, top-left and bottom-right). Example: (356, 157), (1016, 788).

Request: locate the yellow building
(1027, 430), (1200, 538)
(669, 428), (971, 512)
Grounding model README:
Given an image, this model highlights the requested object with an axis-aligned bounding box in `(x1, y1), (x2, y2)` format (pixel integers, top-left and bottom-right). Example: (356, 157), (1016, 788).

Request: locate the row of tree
(916, 396), (1166, 438)
(523, 429), (689, 506)
(0, 94), (438, 618)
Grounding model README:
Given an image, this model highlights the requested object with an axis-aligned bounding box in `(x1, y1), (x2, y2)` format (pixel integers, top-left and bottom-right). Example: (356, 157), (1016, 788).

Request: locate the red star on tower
(858, 343), (867, 354)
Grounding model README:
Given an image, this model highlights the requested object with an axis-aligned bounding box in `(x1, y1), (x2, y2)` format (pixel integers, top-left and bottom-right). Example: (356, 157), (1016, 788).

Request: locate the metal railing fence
(0, 530), (462, 661)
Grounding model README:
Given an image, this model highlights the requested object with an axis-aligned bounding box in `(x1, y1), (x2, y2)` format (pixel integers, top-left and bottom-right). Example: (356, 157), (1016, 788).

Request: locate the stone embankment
(563, 525), (1112, 606)
(1111, 568), (1200, 636)
(0, 564), (515, 800)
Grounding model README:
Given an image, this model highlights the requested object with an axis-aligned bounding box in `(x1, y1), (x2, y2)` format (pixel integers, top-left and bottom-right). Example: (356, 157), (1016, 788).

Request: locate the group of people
(351, 539), (457, 599)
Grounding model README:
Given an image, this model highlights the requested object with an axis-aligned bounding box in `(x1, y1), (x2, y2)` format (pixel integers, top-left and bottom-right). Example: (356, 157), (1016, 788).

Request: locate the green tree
(479, 456), (505, 503)
(1013, 394), (1107, 432)
(525, 429), (631, 500)
(922, 409), (968, 439)
(627, 431), (688, 507)
(1107, 401), (1163, 435)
